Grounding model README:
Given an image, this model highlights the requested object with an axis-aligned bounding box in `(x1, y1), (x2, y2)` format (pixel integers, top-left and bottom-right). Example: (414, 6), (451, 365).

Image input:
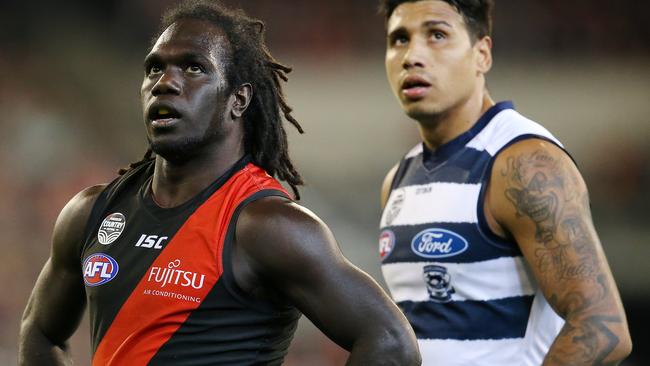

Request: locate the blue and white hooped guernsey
(380, 102), (565, 366)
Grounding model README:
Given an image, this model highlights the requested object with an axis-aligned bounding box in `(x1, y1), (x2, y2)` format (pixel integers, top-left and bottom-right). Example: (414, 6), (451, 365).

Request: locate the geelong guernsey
(80, 156), (300, 365)
(379, 102), (565, 365)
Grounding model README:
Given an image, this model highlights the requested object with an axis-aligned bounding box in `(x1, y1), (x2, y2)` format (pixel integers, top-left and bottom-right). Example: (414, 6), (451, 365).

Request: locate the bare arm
(487, 139), (631, 365)
(235, 197), (421, 366)
(19, 185), (105, 365)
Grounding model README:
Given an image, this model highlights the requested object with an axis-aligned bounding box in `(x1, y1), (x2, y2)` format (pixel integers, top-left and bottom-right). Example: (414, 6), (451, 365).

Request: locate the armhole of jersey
(220, 188), (294, 314)
(380, 157), (411, 219)
(79, 185), (112, 260)
(389, 160), (408, 193)
(475, 134), (575, 251)
(79, 163), (153, 260)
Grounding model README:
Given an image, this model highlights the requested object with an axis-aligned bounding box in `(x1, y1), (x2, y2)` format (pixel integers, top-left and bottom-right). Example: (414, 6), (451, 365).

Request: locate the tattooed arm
(486, 139), (632, 365)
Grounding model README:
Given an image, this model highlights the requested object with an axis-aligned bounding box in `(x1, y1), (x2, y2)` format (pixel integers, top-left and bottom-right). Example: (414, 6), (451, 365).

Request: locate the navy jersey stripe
(393, 149), (491, 188)
(398, 295), (535, 340)
(381, 222), (520, 264)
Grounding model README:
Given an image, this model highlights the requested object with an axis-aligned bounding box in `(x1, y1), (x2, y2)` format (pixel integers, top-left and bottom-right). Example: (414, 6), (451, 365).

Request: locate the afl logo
(83, 253), (119, 286)
(379, 230), (395, 259)
(411, 228), (468, 259)
(98, 213), (126, 245)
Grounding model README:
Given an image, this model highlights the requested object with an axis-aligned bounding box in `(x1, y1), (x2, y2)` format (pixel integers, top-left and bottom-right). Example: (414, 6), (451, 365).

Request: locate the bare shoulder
(488, 138), (584, 226)
(52, 184), (108, 266)
(492, 138), (575, 175)
(235, 196), (345, 283)
(236, 196), (337, 258)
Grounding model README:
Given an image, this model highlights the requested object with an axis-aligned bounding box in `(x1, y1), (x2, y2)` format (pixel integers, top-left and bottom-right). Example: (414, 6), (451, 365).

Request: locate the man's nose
(152, 69), (182, 96)
(402, 41), (426, 70)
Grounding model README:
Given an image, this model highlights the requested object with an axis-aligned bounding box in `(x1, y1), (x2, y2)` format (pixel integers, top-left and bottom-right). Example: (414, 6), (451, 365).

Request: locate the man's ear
(231, 83), (253, 118)
(475, 36), (493, 74)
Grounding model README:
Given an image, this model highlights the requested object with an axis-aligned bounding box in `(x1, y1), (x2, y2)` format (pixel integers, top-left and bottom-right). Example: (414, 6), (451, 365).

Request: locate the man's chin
(150, 139), (202, 165)
(404, 104), (443, 123)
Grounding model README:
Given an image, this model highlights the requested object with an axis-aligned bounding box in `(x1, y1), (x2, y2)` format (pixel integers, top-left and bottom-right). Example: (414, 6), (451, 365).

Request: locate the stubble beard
(404, 102), (450, 128)
(148, 128), (223, 165)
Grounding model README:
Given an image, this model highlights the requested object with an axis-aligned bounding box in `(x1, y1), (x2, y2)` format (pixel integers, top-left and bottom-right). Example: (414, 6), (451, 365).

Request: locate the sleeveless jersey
(80, 156), (300, 365)
(379, 102), (565, 365)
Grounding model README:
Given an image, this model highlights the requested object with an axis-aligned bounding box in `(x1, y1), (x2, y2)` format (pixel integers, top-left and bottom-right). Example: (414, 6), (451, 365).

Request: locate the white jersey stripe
(381, 182), (481, 227)
(382, 256), (535, 303)
(466, 109), (563, 155)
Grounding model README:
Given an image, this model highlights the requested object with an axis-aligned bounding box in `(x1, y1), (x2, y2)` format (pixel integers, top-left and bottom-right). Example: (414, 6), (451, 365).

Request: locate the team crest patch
(411, 228), (468, 259)
(384, 189), (405, 226)
(423, 264), (455, 303)
(98, 213), (126, 245)
(83, 253), (119, 286)
(379, 230), (395, 259)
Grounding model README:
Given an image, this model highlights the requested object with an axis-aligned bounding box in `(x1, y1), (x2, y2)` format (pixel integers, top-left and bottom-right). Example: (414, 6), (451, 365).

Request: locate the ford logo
(411, 228), (468, 259)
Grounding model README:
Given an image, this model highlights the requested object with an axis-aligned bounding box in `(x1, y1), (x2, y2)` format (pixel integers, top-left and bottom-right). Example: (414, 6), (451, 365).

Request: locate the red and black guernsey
(80, 156), (300, 365)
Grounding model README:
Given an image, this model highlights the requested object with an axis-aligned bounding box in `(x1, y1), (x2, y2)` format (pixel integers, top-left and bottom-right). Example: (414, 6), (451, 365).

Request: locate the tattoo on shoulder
(500, 149), (596, 282)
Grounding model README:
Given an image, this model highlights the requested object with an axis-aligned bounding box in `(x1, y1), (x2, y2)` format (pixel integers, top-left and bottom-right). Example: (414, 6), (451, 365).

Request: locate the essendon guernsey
(80, 156), (300, 365)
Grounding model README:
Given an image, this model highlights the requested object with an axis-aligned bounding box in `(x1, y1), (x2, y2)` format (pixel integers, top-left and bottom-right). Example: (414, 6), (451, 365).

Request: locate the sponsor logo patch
(423, 264), (455, 303)
(135, 234), (168, 250)
(143, 259), (206, 303)
(97, 213), (126, 245)
(83, 253), (119, 286)
(411, 228), (468, 259)
(147, 259), (205, 290)
(379, 230), (395, 259)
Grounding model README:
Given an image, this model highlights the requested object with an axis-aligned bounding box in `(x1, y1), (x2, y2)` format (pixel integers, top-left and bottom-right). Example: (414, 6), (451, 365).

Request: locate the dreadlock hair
(119, 0), (305, 199)
(379, 0), (493, 43)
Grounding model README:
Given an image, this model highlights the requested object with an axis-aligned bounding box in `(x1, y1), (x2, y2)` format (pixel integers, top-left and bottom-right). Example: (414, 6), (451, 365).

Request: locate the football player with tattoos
(377, 0), (632, 365)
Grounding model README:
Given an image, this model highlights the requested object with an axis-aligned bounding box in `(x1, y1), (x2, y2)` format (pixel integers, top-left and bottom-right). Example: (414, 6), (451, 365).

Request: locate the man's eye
(148, 65), (162, 76)
(391, 35), (409, 46)
(186, 65), (203, 74)
(431, 31), (446, 41)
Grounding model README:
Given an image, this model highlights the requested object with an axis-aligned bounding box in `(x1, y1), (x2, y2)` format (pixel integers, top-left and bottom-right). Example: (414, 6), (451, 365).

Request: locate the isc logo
(135, 234), (168, 249)
(83, 253), (119, 286)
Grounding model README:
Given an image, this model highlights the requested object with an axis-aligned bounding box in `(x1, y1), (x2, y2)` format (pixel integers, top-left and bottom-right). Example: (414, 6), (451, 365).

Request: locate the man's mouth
(148, 104), (182, 128)
(401, 76), (432, 100)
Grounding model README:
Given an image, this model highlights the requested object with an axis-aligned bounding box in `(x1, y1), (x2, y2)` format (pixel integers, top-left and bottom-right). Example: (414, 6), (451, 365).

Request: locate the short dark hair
(380, 0), (494, 41)
(123, 0), (305, 198)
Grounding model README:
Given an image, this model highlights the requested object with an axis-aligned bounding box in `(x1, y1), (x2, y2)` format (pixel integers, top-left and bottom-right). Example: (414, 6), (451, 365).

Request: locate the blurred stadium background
(1, 0), (648, 364)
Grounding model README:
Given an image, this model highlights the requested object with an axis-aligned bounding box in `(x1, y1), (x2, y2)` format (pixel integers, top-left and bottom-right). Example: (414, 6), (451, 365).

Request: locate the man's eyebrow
(423, 20), (452, 29)
(387, 19), (453, 38)
(387, 26), (407, 39)
(143, 53), (161, 67)
(143, 52), (213, 67)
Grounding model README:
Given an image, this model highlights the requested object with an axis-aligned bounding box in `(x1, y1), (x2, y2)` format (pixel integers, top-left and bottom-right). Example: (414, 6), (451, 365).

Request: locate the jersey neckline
(139, 155), (252, 220)
(422, 101), (514, 170)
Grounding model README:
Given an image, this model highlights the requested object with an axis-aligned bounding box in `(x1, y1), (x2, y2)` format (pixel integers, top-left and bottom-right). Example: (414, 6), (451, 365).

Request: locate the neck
(417, 88), (494, 151)
(151, 140), (244, 208)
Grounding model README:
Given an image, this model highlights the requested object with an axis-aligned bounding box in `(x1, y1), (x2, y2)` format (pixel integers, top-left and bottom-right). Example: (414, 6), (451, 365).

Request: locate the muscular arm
(487, 139), (632, 365)
(235, 197), (420, 366)
(19, 185), (105, 365)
